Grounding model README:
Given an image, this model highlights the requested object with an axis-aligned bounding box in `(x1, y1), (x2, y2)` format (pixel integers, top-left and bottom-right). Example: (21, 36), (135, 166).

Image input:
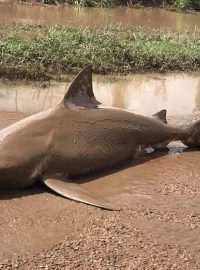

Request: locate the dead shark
(0, 65), (198, 210)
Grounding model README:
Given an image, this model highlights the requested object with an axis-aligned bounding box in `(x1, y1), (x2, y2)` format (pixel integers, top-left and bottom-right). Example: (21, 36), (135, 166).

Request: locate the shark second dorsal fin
(62, 65), (101, 109)
(153, 109), (167, 124)
(152, 109), (170, 149)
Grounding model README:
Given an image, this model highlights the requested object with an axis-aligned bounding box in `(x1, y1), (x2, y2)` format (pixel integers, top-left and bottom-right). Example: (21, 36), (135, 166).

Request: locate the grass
(0, 24), (199, 80)
(172, 0), (200, 11)
(65, 0), (120, 7)
(22, 0), (200, 11)
(22, 0), (121, 7)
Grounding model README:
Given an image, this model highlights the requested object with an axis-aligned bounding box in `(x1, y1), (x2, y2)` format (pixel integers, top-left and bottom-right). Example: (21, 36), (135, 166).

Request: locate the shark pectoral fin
(61, 65), (101, 110)
(42, 175), (120, 211)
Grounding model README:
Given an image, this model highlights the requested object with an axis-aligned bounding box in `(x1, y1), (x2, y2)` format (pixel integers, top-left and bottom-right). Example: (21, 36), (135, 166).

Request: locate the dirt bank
(0, 112), (200, 269)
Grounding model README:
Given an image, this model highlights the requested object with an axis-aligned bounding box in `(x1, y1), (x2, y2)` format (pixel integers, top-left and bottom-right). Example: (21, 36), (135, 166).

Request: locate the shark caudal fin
(61, 65), (101, 110)
(42, 174), (120, 211)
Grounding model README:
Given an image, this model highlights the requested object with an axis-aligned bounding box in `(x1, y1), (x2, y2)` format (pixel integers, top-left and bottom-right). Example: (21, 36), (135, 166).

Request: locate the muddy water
(0, 73), (199, 117)
(0, 72), (200, 208)
(0, 3), (200, 32)
(80, 150), (200, 208)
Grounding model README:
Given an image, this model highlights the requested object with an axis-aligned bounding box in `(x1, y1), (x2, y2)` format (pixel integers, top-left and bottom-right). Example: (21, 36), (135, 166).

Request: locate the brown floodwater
(0, 73), (199, 117)
(79, 150), (200, 208)
(0, 3), (200, 32)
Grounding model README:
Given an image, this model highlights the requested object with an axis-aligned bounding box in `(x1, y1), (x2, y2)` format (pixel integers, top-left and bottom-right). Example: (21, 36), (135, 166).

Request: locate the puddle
(78, 150), (200, 208)
(0, 3), (200, 32)
(0, 73), (199, 117)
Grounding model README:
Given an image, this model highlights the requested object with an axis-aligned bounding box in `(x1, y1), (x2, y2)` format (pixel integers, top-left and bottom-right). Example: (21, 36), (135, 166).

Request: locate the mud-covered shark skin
(0, 65), (197, 210)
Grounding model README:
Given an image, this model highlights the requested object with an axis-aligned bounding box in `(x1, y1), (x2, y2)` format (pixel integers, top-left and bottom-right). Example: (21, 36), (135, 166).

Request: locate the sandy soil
(0, 112), (200, 269)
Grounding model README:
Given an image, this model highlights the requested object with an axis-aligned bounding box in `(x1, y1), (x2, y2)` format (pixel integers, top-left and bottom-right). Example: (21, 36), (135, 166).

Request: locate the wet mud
(0, 76), (200, 268)
(0, 3), (200, 32)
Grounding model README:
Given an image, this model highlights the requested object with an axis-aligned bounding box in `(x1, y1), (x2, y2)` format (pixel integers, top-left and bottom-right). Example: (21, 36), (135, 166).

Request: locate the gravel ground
(0, 112), (200, 269)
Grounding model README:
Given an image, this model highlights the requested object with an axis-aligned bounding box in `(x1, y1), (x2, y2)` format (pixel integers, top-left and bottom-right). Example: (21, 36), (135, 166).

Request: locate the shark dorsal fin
(153, 109), (167, 124)
(62, 65), (101, 109)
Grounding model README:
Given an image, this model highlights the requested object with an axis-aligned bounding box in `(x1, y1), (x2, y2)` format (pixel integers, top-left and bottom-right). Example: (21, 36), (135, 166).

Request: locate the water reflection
(0, 73), (199, 116)
(0, 3), (199, 32)
(95, 73), (200, 116)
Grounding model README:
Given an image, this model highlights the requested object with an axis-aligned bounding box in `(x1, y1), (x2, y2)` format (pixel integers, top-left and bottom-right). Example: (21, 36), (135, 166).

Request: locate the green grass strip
(0, 24), (199, 80)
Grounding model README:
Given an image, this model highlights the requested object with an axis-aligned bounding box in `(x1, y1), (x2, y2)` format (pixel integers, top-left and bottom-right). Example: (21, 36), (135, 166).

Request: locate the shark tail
(180, 119), (200, 148)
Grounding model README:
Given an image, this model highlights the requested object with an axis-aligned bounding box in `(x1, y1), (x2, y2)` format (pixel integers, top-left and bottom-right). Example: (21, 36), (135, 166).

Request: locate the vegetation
(65, 0), (120, 7)
(32, 0), (200, 11)
(0, 24), (199, 80)
(172, 0), (200, 10)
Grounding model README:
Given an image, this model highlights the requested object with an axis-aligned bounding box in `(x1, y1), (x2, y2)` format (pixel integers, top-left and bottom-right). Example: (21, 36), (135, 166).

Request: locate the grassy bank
(0, 24), (199, 80)
(24, 0), (200, 11)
